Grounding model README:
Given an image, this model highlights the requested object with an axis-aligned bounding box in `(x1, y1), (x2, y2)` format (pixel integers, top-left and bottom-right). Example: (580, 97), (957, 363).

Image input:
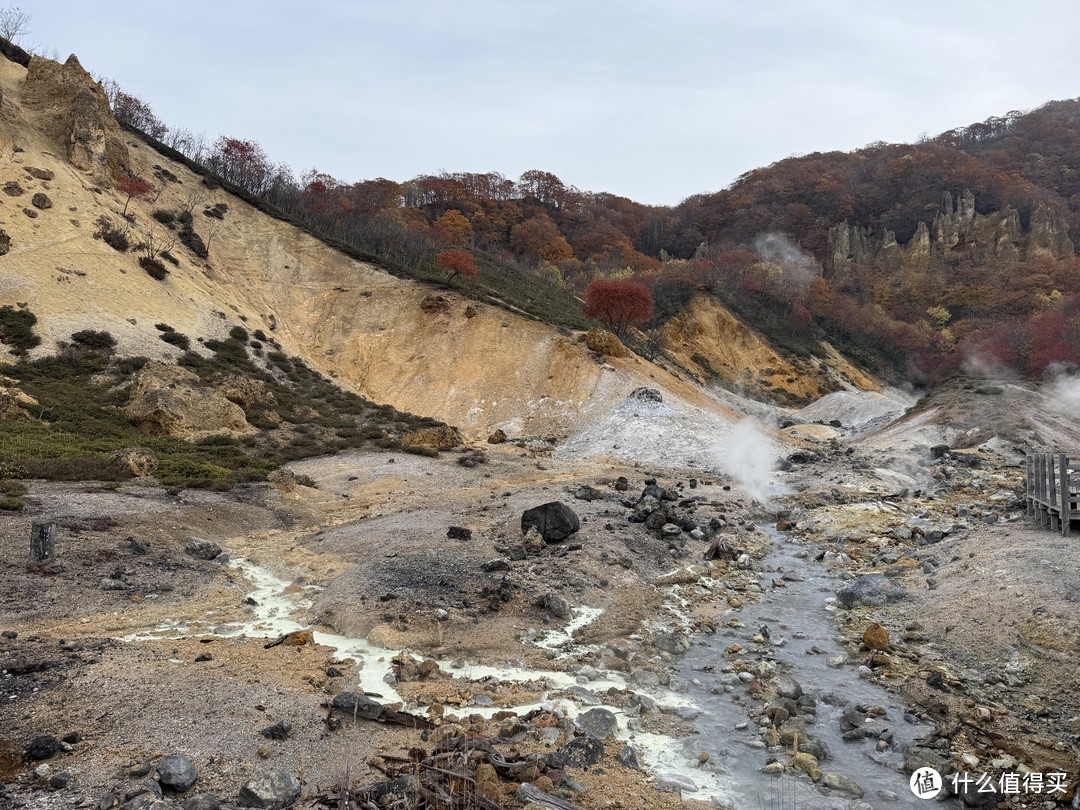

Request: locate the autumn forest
(109, 82), (1080, 388)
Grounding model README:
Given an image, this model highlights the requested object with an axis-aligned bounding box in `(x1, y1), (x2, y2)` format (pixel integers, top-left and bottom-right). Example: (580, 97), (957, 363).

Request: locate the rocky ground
(1, 405), (1079, 810)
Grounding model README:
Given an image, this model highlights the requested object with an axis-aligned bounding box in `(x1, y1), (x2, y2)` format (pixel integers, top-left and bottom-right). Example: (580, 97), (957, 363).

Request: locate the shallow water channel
(128, 530), (956, 808)
(668, 527), (957, 809)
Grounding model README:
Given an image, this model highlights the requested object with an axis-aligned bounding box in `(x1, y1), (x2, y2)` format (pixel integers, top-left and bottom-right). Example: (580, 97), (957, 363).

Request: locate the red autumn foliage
(115, 175), (153, 215)
(585, 279), (653, 337)
(436, 248), (480, 282)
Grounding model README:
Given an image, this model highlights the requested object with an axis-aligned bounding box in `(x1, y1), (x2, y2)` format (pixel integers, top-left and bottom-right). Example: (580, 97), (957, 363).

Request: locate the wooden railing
(1026, 452), (1079, 536)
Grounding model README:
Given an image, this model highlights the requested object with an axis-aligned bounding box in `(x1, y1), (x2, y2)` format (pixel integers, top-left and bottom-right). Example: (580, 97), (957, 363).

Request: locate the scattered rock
(541, 593), (572, 619)
(486, 429), (507, 444)
(584, 328), (629, 358)
(31, 192), (51, 209)
(793, 751), (822, 781)
(183, 794), (221, 810)
(49, 771), (71, 789)
(616, 745), (640, 770)
(100, 577), (127, 591)
(156, 754), (198, 793)
(264, 629), (313, 648)
(653, 631), (691, 655)
(774, 675), (803, 700)
(520, 501), (580, 542)
(862, 623), (890, 650)
(0, 229), (9, 255)
(24, 735), (61, 761)
(259, 720), (291, 740)
(822, 772), (864, 798)
(553, 735), (604, 768)
(522, 526), (546, 554)
(628, 387), (663, 403)
(419, 294), (450, 313)
(237, 770), (302, 808)
(26, 167), (54, 181)
(184, 536), (222, 560)
(575, 708), (618, 740)
(400, 425), (462, 450)
(331, 692), (383, 720)
(110, 447), (158, 477)
(446, 526), (472, 540)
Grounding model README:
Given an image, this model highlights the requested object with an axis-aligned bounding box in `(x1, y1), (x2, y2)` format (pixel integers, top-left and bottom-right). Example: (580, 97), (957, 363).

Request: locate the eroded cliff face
(827, 189), (1074, 274)
(659, 295), (878, 404)
(20, 54), (130, 178)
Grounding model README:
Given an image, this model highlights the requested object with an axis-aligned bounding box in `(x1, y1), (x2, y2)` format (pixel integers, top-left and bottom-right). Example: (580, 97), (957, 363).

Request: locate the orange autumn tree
(436, 248), (480, 282)
(585, 279), (653, 337)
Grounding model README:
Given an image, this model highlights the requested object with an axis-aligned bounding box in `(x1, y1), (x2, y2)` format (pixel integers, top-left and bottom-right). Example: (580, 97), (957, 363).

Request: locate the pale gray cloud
(18, 0), (1080, 205)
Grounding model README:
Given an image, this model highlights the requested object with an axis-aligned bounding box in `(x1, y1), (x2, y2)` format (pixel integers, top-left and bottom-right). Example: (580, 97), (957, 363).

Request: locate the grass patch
(0, 320), (447, 491)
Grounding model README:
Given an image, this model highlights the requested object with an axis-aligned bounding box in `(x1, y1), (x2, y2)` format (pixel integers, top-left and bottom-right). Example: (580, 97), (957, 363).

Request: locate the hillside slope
(0, 53), (755, 443)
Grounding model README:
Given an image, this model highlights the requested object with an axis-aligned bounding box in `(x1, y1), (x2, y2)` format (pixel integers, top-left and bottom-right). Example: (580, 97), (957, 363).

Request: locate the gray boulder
(184, 795), (221, 810)
(184, 537), (222, 561)
(237, 771), (301, 808)
(331, 692), (383, 720)
(520, 502), (580, 542)
(575, 707), (618, 740)
(156, 754), (198, 792)
(836, 574), (907, 608)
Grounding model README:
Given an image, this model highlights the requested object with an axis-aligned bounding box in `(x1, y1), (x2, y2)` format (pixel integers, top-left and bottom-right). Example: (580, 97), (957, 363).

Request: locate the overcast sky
(15, 1), (1080, 206)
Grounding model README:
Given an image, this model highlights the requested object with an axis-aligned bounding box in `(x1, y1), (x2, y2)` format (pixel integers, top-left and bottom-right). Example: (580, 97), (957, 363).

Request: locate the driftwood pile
(315, 736), (586, 810)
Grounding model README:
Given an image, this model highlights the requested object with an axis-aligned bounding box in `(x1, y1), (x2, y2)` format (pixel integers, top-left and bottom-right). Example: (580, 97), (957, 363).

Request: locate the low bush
(70, 330), (117, 351)
(140, 256), (169, 280)
(179, 226), (208, 258)
(93, 216), (130, 252)
(0, 305), (41, 355)
(152, 208), (176, 227)
(159, 330), (191, 350)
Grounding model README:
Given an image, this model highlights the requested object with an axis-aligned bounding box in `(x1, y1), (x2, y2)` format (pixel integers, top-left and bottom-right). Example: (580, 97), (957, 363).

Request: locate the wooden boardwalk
(1026, 452), (1079, 535)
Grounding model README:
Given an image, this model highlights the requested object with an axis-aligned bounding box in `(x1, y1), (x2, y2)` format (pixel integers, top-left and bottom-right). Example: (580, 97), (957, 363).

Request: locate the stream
(127, 528), (950, 808)
(664, 526), (957, 809)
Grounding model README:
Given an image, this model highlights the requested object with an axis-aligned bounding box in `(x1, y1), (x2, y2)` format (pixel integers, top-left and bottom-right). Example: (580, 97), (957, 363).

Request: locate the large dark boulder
(836, 574), (907, 608)
(521, 502), (580, 542)
(331, 692), (383, 720)
(156, 753), (198, 792)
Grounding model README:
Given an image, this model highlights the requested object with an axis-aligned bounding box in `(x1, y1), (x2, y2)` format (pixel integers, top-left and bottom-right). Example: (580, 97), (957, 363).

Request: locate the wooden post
(1060, 455), (1071, 537)
(29, 521), (56, 564)
(1036, 453), (1045, 529)
(1026, 453), (1034, 516)
(1049, 453), (1060, 532)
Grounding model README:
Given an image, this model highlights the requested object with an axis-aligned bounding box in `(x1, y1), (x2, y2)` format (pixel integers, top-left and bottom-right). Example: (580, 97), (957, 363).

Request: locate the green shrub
(159, 331), (191, 350)
(403, 445), (439, 457)
(140, 256), (169, 280)
(70, 330), (117, 351)
(179, 226), (208, 258)
(152, 209), (176, 227)
(93, 216), (130, 252)
(0, 306), (41, 355)
(0, 495), (23, 510)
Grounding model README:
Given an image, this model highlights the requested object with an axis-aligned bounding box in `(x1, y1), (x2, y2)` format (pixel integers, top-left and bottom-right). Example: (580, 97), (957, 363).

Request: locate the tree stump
(29, 521), (56, 564)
